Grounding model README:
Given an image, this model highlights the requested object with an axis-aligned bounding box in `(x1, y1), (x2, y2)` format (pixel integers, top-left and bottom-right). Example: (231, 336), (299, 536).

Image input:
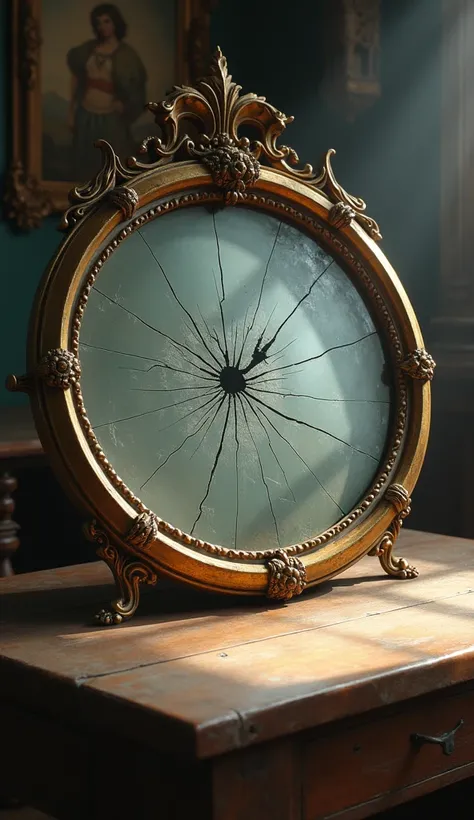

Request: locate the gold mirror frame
(8, 51), (434, 624)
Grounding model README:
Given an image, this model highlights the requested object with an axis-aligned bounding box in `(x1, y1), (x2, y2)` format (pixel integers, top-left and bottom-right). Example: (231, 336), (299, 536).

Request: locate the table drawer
(303, 686), (474, 819)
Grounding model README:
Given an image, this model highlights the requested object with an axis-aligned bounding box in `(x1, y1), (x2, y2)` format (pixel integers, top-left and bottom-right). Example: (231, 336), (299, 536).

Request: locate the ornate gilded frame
(5, 0), (216, 230)
(8, 51), (434, 624)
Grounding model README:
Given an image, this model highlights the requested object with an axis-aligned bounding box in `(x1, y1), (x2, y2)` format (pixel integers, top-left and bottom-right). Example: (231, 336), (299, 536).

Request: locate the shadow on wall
(211, 0), (442, 332)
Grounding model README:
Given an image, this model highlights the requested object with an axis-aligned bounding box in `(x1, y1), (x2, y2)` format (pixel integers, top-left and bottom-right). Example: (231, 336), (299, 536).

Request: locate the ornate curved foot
(94, 607), (124, 626)
(369, 484), (419, 580)
(87, 521), (159, 626)
(369, 534), (419, 579)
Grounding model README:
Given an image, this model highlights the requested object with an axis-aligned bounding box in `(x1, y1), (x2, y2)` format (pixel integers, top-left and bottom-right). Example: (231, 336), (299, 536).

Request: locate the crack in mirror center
(219, 365), (246, 395)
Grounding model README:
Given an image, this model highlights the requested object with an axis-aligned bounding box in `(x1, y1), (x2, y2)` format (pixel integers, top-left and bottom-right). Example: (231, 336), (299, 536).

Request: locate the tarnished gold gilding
(16, 51), (432, 623)
(68, 191), (408, 564)
(60, 49), (381, 238)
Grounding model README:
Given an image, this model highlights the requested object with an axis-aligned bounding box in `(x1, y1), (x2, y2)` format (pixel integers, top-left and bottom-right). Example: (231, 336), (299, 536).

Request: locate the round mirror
(11, 50), (432, 622)
(80, 204), (391, 552)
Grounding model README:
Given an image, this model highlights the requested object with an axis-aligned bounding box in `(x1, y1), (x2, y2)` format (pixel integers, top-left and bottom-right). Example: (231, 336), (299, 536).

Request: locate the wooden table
(0, 406), (43, 576)
(0, 529), (473, 819)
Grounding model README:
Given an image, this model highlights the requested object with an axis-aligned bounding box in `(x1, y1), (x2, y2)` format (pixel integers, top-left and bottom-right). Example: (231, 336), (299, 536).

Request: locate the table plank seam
(70, 589), (474, 683)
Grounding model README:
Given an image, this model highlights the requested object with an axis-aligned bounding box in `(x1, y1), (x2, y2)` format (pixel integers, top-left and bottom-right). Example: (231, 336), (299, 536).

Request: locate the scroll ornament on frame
(60, 48), (381, 241)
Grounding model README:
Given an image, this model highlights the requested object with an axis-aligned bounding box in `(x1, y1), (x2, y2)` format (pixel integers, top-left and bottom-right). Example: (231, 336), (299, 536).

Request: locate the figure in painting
(67, 4), (147, 181)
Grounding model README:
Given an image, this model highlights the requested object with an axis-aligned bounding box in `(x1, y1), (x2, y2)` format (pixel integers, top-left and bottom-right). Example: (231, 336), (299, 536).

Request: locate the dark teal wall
(0, 2), (62, 406)
(0, 0), (441, 406)
(212, 0), (442, 323)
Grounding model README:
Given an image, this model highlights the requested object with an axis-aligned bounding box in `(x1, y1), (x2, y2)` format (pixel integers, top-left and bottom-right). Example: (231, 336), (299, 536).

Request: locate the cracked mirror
(79, 204), (391, 551)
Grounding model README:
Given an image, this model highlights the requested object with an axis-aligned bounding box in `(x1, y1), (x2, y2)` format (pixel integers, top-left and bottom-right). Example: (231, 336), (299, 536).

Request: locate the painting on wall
(6, 0), (215, 229)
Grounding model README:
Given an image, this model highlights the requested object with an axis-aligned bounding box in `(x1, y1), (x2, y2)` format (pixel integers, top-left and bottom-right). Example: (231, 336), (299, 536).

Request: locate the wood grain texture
(1, 530), (473, 761)
(303, 686), (474, 817)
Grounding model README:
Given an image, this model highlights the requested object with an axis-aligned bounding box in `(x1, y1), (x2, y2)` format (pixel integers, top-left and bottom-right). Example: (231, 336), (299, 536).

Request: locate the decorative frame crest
(10, 50), (432, 623)
(59, 48), (382, 240)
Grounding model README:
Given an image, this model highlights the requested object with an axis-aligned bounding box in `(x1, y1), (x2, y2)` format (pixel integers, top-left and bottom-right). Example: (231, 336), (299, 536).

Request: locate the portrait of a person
(67, 3), (147, 181)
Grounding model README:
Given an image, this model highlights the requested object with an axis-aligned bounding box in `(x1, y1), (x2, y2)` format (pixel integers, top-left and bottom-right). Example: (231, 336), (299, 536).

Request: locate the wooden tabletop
(1, 529), (473, 760)
(0, 405), (43, 459)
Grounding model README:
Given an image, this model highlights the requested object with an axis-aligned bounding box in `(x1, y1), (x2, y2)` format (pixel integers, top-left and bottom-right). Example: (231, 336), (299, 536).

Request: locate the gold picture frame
(5, 0), (216, 230)
(8, 50), (434, 625)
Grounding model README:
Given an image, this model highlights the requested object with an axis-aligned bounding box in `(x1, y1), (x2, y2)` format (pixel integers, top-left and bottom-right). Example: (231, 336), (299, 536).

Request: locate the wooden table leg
(0, 472), (20, 577)
(212, 739), (301, 820)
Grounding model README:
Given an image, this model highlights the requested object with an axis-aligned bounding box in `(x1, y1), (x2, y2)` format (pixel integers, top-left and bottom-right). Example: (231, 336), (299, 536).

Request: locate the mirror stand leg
(94, 543), (159, 626)
(369, 532), (419, 579)
(86, 522), (158, 626)
(368, 484), (419, 579)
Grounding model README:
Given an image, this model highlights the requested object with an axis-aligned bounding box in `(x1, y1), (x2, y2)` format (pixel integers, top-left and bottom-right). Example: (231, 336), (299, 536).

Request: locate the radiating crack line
(190, 395), (232, 535)
(147, 391), (222, 439)
(232, 395), (240, 547)
(92, 286), (219, 376)
(213, 210), (226, 301)
(196, 307), (227, 364)
(196, 309), (225, 358)
(80, 341), (217, 383)
(248, 372), (304, 386)
(241, 260), (335, 375)
(212, 213), (230, 364)
(125, 362), (219, 382)
(256, 260), (335, 351)
(177, 346), (222, 379)
(231, 323), (239, 367)
(212, 270), (230, 365)
(246, 331), (377, 381)
(80, 341), (163, 363)
(140, 394), (225, 490)
(239, 303), (278, 372)
(266, 338), (297, 361)
(137, 230), (223, 369)
(189, 396), (227, 459)
(249, 393), (379, 461)
(247, 387), (390, 404)
(241, 392), (296, 503)
(251, 402), (346, 516)
(131, 385), (217, 393)
(236, 304), (251, 369)
(238, 395), (280, 546)
(236, 222), (282, 367)
(92, 388), (220, 431)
